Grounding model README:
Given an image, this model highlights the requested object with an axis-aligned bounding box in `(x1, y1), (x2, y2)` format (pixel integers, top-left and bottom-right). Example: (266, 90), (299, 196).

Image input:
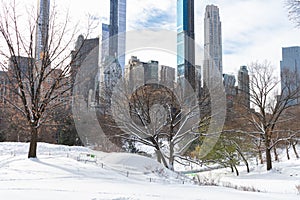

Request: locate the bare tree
(110, 77), (202, 170)
(286, 0), (300, 27)
(0, 1), (92, 158)
(242, 61), (300, 170)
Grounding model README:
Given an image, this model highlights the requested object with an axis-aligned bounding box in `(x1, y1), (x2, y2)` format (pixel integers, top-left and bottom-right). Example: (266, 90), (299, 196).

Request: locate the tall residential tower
(238, 66), (250, 108)
(177, 0), (195, 90)
(35, 0), (50, 62)
(203, 5), (222, 86)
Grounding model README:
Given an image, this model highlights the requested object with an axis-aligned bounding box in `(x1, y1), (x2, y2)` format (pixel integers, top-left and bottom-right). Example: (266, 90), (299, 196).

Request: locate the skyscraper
(109, 0), (126, 71)
(223, 73), (236, 108)
(203, 5), (222, 86)
(238, 66), (250, 108)
(101, 23), (110, 63)
(280, 46), (300, 105)
(177, 0), (195, 90)
(35, 0), (50, 62)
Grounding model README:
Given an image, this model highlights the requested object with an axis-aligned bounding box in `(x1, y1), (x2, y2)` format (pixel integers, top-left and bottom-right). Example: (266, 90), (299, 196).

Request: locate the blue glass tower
(101, 23), (110, 63)
(109, 0), (126, 72)
(177, 0), (195, 90)
(280, 46), (300, 105)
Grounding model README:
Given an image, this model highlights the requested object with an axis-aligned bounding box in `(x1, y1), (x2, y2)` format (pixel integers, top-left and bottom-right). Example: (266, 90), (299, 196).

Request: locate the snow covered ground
(0, 142), (299, 200)
(196, 158), (300, 194)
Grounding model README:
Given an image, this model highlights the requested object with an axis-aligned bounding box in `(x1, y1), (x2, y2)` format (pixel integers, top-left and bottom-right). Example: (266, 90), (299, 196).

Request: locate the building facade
(223, 73), (236, 108)
(203, 5), (222, 87)
(35, 0), (50, 62)
(109, 0), (126, 71)
(125, 56), (159, 85)
(280, 46), (300, 105)
(237, 65), (250, 108)
(101, 23), (110, 63)
(177, 0), (195, 90)
(159, 65), (175, 88)
(125, 56), (176, 88)
(70, 35), (99, 106)
(0, 71), (8, 104)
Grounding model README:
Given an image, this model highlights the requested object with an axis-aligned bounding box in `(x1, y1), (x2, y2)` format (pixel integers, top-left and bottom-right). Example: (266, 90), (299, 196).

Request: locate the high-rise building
(159, 65), (175, 88)
(35, 0), (50, 62)
(195, 65), (201, 97)
(203, 5), (222, 86)
(280, 46), (300, 105)
(238, 66), (250, 108)
(101, 23), (110, 63)
(109, 0), (126, 71)
(223, 73), (236, 108)
(223, 74), (236, 96)
(125, 56), (159, 85)
(70, 35), (99, 106)
(177, 0), (195, 90)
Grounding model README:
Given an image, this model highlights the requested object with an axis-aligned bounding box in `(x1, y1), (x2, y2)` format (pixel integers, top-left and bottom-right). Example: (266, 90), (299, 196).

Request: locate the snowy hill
(0, 142), (299, 200)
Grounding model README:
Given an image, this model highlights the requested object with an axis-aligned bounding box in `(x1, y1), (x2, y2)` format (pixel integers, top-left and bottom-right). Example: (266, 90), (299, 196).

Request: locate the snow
(0, 142), (299, 200)
(195, 150), (300, 195)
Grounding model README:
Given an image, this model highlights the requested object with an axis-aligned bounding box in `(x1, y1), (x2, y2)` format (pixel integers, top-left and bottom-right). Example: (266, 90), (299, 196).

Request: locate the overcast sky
(17, 0), (300, 76)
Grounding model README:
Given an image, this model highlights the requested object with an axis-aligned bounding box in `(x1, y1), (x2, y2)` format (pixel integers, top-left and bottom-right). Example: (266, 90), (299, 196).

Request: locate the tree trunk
(156, 149), (162, 163)
(286, 143), (290, 160)
(230, 164), (234, 173)
(258, 149), (263, 164)
(236, 147), (250, 173)
(265, 132), (272, 170)
(273, 145), (279, 161)
(156, 149), (168, 169)
(266, 147), (272, 170)
(169, 141), (174, 171)
(292, 143), (299, 159)
(233, 164), (239, 176)
(28, 126), (38, 158)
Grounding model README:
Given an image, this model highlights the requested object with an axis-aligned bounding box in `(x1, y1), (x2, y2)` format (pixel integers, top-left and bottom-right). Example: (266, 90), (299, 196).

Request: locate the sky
(8, 0), (300, 77)
(65, 0), (299, 77)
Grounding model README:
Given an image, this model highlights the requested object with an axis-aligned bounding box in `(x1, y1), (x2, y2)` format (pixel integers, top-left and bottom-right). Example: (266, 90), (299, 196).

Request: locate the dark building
(70, 35), (99, 106)
(8, 56), (35, 80)
(223, 73), (236, 108)
(177, 0), (195, 90)
(238, 66), (250, 108)
(280, 46), (300, 105)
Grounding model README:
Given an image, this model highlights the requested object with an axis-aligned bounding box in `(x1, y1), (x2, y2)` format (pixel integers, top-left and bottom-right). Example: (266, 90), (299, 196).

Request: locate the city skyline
(6, 0), (300, 78)
(68, 0), (299, 78)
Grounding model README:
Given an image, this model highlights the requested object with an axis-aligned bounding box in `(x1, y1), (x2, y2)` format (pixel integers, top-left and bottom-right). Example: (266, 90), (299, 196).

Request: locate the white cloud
(9, 0), (300, 77)
(195, 0), (300, 76)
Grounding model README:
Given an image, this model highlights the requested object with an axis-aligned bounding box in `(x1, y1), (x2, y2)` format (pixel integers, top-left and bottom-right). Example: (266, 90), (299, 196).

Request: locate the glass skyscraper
(109, 0), (126, 72)
(101, 23), (110, 63)
(177, 0), (195, 90)
(280, 46), (300, 105)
